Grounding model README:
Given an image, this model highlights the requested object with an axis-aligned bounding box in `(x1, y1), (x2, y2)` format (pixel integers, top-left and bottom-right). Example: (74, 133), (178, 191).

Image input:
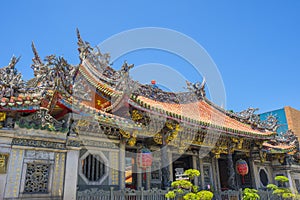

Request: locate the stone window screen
(82, 154), (106, 182)
(24, 163), (50, 193)
(79, 151), (109, 185)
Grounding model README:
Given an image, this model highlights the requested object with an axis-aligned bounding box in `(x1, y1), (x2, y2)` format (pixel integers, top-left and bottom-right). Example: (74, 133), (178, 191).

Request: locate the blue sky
(0, 1), (299, 112)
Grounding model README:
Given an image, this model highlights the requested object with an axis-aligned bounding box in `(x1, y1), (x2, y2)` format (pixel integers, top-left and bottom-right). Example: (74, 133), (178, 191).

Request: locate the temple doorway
(173, 154), (193, 180)
(218, 158), (229, 190)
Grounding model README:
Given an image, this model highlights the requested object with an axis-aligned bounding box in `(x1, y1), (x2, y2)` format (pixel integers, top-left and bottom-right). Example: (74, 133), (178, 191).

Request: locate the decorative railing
(77, 188), (168, 200)
(77, 188), (284, 200)
(214, 190), (241, 200)
(257, 190), (281, 200)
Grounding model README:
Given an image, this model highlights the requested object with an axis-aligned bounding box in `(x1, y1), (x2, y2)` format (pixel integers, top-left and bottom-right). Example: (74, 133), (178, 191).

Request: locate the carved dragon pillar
(227, 145), (237, 190)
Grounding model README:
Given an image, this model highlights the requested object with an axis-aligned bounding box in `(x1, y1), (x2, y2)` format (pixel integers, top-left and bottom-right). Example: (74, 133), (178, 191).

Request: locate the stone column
(161, 133), (170, 189)
(146, 167), (151, 190)
(227, 152), (237, 190)
(248, 157), (257, 189)
(168, 151), (173, 182)
(199, 158), (204, 189)
(119, 140), (126, 189)
(63, 150), (79, 200)
(0, 173), (7, 200)
(212, 157), (221, 192)
(4, 148), (24, 199)
(192, 155), (198, 186)
(137, 167), (142, 189)
(287, 170), (295, 193)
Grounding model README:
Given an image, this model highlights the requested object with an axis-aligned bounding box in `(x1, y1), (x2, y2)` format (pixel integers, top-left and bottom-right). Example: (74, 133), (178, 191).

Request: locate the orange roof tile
(134, 96), (274, 137)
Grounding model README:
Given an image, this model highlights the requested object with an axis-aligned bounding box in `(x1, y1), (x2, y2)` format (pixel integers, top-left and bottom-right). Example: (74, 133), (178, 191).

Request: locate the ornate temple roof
(129, 96), (274, 138)
(0, 30), (298, 155)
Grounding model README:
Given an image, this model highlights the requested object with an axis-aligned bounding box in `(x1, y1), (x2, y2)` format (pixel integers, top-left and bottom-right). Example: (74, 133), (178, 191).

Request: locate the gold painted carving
(237, 138), (244, 149)
(0, 112), (6, 121)
(0, 154), (9, 174)
(153, 133), (162, 144)
(0, 112), (6, 128)
(131, 110), (143, 121)
(120, 129), (131, 138)
(77, 119), (90, 127)
(128, 137), (136, 147)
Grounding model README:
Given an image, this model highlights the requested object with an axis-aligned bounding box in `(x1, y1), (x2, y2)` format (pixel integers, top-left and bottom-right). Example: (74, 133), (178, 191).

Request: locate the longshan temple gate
(0, 31), (300, 200)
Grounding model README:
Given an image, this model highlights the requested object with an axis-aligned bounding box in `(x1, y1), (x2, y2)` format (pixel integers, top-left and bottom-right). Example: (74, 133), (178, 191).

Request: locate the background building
(260, 106), (300, 138)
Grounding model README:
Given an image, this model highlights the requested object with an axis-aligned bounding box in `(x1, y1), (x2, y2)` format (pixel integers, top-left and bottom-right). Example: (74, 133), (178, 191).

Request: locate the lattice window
(82, 154), (106, 182)
(24, 163), (50, 193)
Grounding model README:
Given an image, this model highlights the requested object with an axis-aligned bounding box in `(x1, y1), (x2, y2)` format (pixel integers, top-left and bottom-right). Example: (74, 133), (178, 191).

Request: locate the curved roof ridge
(129, 95), (275, 138)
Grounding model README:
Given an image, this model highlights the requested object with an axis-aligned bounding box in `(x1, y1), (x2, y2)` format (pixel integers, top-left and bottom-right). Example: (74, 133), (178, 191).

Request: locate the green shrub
(267, 175), (295, 199)
(165, 169), (213, 200)
(243, 188), (260, 200)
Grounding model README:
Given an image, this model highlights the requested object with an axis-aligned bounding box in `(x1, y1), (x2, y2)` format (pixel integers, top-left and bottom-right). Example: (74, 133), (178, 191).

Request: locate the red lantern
(137, 148), (153, 169)
(236, 159), (249, 184)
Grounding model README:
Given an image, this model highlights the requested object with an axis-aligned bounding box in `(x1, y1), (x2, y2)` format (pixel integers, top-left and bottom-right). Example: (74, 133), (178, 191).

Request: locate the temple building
(0, 31), (299, 200)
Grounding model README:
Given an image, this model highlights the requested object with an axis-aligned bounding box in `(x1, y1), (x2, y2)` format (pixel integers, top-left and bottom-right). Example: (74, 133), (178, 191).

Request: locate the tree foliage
(165, 169), (213, 200)
(184, 169), (201, 179)
(267, 175), (295, 199)
(275, 176), (289, 184)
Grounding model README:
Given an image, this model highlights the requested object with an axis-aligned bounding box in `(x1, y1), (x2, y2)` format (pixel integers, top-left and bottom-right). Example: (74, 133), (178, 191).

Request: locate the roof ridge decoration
(126, 77), (207, 104)
(29, 42), (78, 96)
(229, 108), (280, 132)
(75, 31), (214, 105)
(77, 28), (94, 61)
(0, 56), (25, 98)
(131, 84), (203, 104)
(275, 129), (299, 148)
(77, 28), (118, 82)
(186, 78), (206, 99)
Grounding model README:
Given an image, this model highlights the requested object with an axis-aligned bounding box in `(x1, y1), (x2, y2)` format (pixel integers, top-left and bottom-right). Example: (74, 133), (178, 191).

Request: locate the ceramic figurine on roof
(0, 30), (299, 200)
(186, 77), (206, 98)
(77, 28), (93, 61)
(120, 61), (134, 75)
(0, 56), (25, 98)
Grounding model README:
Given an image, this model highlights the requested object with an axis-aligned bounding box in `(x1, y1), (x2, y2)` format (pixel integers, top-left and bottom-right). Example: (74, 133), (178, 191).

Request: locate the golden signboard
(0, 154), (9, 174)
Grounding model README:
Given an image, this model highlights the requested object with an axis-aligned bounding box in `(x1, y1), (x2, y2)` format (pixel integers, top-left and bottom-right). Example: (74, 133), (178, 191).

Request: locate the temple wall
(0, 146), (12, 199)
(253, 160), (300, 195)
(290, 167), (300, 194)
(0, 128), (69, 200)
(1, 126), (300, 199)
(252, 160), (274, 189)
(0, 130), (14, 199)
(77, 136), (121, 191)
